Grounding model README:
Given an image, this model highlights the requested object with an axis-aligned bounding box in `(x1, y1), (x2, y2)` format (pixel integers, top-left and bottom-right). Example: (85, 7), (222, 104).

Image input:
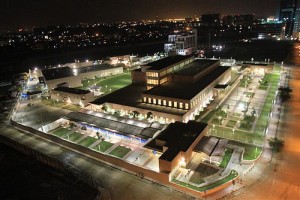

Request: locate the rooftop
(53, 87), (91, 95)
(144, 66), (230, 100)
(42, 67), (73, 80)
(65, 111), (164, 140)
(173, 59), (218, 76)
(144, 55), (192, 71)
(77, 64), (117, 74)
(145, 121), (207, 162)
(92, 84), (145, 106)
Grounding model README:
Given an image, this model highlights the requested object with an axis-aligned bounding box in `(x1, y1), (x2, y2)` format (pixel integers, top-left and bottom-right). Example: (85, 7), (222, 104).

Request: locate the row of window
(146, 72), (158, 77)
(143, 97), (189, 110)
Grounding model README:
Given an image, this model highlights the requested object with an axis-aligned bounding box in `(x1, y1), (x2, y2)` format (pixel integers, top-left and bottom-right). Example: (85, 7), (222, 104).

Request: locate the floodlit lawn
(51, 127), (71, 137)
(92, 141), (114, 152)
(211, 125), (263, 145)
(219, 149), (234, 168)
(229, 141), (262, 160)
(78, 136), (98, 147)
(172, 170), (238, 192)
(201, 109), (218, 123)
(109, 145), (131, 158)
(96, 73), (132, 94)
(226, 120), (237, 128)
(65, 132), (84, 142)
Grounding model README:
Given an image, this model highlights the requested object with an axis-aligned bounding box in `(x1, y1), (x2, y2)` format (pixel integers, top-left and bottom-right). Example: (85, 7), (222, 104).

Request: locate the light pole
(218, 116), (221, 126)
(232, 128), (235, 140)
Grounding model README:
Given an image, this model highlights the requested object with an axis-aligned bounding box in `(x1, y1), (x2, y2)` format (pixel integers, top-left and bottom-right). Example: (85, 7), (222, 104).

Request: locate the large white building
(164, 29), (197, 56)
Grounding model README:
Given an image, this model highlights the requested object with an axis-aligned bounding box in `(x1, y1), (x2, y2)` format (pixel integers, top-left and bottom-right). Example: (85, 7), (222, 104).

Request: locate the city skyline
(1, 0), (279, 31)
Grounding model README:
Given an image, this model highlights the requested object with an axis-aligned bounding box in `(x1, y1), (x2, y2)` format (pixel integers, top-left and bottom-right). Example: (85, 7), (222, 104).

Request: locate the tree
(251, 107), (256, 117)
(101, 105), (108, 113)
(96, 132), (100, 139)
(268, 137), (284, 153)
(132, 110), (140, 118)
(114, 110), (120, 116)
(278, 87), (292, 102)
(146, 111), (153, 120)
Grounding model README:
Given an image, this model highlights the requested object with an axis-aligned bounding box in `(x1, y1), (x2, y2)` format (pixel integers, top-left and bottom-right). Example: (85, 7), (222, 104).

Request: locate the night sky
(1, 0), (279, 31)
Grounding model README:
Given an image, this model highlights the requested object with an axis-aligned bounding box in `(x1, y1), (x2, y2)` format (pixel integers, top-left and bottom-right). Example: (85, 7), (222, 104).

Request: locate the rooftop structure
(53, 87), (90, 95)
(145, 121), (208, 172)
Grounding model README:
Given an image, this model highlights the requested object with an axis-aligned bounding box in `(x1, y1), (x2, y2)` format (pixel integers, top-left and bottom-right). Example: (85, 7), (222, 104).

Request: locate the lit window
(185, 103), (189, 109)
(168, 101), (172, 107)
(158, 99), (161, 105)
(153, 99), (157, 104)
(143, 97), (147, 102)
(148, 98), (152, 103)
(179, 103), (183, 109)
(174, 102), (177, 108)
(163, 100), (166, 106)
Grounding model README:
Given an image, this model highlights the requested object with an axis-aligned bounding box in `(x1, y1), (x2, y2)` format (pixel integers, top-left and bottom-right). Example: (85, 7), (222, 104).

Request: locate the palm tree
(132, 110), (140, 118)
(146, 111), (153, 120)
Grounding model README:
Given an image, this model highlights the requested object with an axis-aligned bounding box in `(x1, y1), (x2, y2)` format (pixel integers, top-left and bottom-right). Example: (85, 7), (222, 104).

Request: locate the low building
(51, 87), (95, 106)
(40, 64), (123, 90)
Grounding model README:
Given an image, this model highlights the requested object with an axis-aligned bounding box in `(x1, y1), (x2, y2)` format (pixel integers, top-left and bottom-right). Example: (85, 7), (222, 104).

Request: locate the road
(0, 125), (197, 200)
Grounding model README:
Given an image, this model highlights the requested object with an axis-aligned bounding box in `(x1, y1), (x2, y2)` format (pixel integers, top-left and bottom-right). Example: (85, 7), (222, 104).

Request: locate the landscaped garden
(228, 140), (262, 160)
(78, 136), (98, 147)
(172, 170), (238, 192)
(92, 141), (114, 152)
(219, 148), (234, 168)
(108, 145), (131, 158)
(64, 132), (84, 142)
(51, 127), (71, 137)
(189, 163), (219, 185)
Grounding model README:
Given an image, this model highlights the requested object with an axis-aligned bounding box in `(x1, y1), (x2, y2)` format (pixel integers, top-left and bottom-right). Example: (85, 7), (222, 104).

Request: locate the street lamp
(232, 128), (235, 139)
(218, 116), (222, 125)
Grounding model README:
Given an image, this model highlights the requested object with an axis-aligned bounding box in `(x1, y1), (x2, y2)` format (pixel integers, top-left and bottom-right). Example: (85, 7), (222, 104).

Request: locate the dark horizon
(1, 0), (279, 31)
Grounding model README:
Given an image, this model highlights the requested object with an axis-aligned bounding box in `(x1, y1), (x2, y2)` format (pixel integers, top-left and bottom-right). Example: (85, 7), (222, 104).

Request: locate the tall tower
(293, 0), (300, 38)
(279, 0), (296, 36)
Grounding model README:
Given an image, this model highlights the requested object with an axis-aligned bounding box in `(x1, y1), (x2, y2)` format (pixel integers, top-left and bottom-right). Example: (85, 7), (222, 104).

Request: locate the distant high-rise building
(293, 0), (300, 38)
(201, 14), (220, 26)
(279, 0), (296, 36)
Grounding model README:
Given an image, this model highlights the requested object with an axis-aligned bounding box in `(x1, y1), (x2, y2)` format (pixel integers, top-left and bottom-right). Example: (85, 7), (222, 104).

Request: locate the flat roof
(173, 59), (218, 76)
(144, 55), (191, 71)
(193, 136), (228, 156)
(65, 111), (163, 139)
(77, 64), (117, 74)
(53, 87), (90, 95)
(92, 84), (146, 106)
(144, 66), (230, 100)
(145, 121), (207, 161)
(42, 67), (74, 80)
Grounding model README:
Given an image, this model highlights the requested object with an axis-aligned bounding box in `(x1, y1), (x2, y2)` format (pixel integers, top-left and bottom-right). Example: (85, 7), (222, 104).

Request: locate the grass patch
(228, 140), (262, 160)
(93, 141), (114, 152)
(51, 127), (71, 137)
(172, 170), (238, 192)
(109, 145), (131, 158)
(41, 99), (65, 107)
(80, 73), (131, 94)
(219, 149), (233, 168)
(78, 136), (98, 147)
(226, 120), (237, 128)
(65, 132), (84, 142)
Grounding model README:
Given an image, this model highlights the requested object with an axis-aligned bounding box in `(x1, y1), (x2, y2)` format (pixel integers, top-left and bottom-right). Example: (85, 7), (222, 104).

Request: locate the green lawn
(65, 132), (84, 142)
(92, 141), (114, 152)
(172, 170), (238, 192)
(226, 120), (237, 128)
(189, 163), (219, 185)
(219, 149), (234, 168)
(228, 141), (262, 160)
(109, 145), (131, 158)
(51, 127), (71, 137)
(78, 136), (98, 147)
(80, 73), (132, 94)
